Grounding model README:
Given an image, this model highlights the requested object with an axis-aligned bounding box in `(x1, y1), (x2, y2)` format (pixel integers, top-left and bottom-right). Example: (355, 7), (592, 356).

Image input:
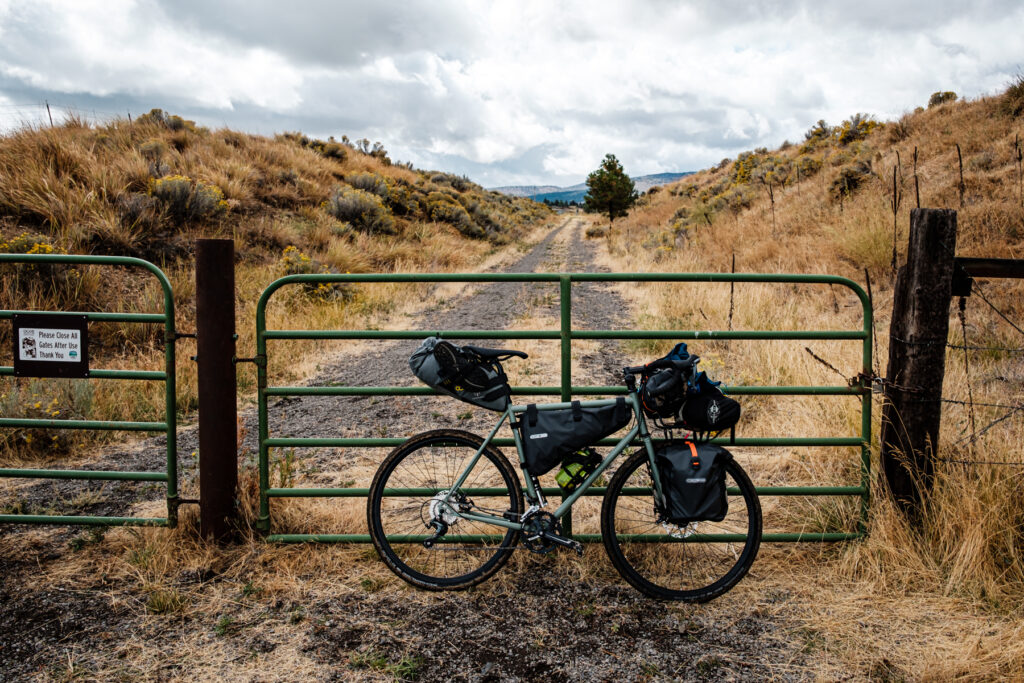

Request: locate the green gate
(0, 254), (179, 527)
(255, 272), (871, 544)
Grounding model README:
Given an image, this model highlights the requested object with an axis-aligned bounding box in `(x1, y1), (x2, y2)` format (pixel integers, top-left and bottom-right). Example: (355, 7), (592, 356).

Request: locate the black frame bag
(519, 398), (631, 476)
(656, 441), (732, 524)
(409, 337), (510, 412)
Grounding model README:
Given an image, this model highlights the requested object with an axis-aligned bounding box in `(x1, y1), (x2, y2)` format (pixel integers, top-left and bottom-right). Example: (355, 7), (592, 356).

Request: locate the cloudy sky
(0, 1), (1020, 187)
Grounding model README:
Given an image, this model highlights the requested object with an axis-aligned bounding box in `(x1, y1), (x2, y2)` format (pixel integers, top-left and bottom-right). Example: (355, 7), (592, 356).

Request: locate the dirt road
(0, 217), (808, 681)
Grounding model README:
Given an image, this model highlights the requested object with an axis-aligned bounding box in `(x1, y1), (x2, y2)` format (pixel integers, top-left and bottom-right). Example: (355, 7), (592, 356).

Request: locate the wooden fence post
(196, 239), (238, 541)
(880, 209), (958, 512)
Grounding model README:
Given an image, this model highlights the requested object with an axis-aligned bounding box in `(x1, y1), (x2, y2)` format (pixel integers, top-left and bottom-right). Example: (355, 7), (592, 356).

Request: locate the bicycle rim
(368, 430), (523, 590)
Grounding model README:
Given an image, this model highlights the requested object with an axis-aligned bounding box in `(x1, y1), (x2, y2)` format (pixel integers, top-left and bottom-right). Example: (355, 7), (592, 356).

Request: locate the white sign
(18, 327), (82, 363)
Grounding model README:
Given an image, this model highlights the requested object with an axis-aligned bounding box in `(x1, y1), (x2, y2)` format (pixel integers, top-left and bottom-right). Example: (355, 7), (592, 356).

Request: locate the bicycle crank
(522, 511), (583, 556)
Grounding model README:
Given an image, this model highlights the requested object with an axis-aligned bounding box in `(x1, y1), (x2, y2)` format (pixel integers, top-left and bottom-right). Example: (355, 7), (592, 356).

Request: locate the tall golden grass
(595, 88), (1024, 677)
(0, 112), (551, 461)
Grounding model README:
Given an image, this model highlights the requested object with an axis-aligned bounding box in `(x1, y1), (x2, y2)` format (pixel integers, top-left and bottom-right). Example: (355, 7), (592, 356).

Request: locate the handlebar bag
(655, 441), (731, 524)
(519, 398), (631, 475)
(409, 337), (511, 412)
(638, 342), (694, 418)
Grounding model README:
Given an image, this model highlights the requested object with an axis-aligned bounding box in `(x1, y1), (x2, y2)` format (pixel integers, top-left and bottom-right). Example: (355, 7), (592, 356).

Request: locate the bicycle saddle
(463, 345), (528, 360)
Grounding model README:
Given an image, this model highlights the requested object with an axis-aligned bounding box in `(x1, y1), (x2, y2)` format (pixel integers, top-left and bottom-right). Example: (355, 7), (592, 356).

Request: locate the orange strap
(687, 441), (700, 469)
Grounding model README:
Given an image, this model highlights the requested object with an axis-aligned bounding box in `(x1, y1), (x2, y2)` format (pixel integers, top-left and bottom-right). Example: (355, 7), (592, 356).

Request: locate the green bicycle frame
(440, 394), (662, 534)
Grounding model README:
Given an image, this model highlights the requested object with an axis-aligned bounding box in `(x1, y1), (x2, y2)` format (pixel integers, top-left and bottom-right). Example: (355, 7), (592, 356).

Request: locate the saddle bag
(655, 441), (732, 524)
(519, 398), (631, 476)
(409, 337), (511, 412)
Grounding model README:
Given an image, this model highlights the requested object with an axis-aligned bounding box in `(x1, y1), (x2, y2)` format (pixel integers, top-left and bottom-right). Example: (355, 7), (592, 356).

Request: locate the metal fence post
(196, 239), (238, 540)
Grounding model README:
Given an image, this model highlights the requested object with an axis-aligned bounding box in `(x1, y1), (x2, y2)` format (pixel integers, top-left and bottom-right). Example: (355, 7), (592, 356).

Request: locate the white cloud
(1, 0), (1022, 185)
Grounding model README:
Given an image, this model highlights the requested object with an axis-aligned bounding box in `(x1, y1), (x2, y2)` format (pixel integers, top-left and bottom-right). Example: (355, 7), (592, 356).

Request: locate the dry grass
(588, 87), (1024, 678)
(0, 113), (553, 461)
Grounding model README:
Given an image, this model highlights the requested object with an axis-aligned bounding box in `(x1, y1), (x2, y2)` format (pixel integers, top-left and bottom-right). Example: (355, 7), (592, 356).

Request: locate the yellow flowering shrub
(278, 246), (352, 301)
(148, 174), (228, 225)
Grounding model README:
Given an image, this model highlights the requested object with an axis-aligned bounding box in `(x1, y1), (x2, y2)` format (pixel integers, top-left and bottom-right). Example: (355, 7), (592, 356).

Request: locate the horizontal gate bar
(0, 418), (166, 431)
(265, 485), (865, 498)
(0, 366), (166, 380)
(264, 436), (865, 448)
(263, 384), (864, 397)
(0, 310), (165, 323)
(262, 329), (865, 341)
(0, 468), (167, 481)
(257, 271), (868, 289)
(0, 514), (168, 526)
(265, 531), (863, 544)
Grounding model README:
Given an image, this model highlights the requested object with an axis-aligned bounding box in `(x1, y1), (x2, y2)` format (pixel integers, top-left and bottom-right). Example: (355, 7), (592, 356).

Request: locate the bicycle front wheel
(367, 429), (524, 591)
(600, 450), (761, 602)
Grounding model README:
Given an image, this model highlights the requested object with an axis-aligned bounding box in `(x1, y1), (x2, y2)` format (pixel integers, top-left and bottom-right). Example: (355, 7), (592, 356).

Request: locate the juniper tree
(584, 154), (637, 222)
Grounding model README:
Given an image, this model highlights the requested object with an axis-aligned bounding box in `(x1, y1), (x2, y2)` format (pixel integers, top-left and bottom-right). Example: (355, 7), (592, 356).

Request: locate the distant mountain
(491, 172), (693, 203)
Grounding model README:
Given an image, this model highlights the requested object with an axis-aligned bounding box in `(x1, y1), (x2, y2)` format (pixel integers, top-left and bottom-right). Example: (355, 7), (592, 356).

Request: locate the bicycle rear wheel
(600, 449), (761, 602)
(367, 429), (523, 590)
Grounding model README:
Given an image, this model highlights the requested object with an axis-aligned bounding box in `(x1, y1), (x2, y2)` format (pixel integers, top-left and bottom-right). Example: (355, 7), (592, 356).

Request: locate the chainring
(521, 511), (560, 554)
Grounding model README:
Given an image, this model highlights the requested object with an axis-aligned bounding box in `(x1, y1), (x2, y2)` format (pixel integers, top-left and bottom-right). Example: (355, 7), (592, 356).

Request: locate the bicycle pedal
(541, 531), (584, 556)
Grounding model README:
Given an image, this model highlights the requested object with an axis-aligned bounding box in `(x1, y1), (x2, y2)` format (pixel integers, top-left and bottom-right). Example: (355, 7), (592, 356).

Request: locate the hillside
(493, 171), (693, 203)
(0, 110), (551, 457)
(595, 83), (1024, 678)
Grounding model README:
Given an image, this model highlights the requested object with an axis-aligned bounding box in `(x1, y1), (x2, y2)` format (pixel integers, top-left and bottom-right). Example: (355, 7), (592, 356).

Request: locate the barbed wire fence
(807, 274), (1024, 468)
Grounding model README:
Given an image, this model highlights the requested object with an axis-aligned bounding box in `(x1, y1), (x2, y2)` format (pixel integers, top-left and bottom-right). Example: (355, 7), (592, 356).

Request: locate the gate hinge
(233, 355), (266, 368)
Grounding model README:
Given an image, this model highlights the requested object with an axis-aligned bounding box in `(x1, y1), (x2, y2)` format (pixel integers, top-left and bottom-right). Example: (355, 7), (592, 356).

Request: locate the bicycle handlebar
(623, 356), (699, 376)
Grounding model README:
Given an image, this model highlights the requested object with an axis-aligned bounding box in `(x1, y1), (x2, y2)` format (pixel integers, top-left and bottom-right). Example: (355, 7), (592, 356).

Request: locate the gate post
(880, 209), (957, 513)
(196, 239), (238, 540)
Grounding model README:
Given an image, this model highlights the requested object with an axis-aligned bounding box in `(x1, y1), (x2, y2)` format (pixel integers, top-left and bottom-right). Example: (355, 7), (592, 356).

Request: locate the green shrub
(0, 379), (92, 457)
(148, 175), (227, 225)
(384, 182), (418, 216)
(323, 186), (395, 235)
(796, 155), (822, 178)
(139, 139), (167, 161)
(830, 160), (873, 201)
(347, 172), (389, 197)
(136, 108), (195, 132)
(0, 232), (93, 308)
(426, 192), (483, 238)
(928, 91), (958, 108)
(117, 192), (162, 234)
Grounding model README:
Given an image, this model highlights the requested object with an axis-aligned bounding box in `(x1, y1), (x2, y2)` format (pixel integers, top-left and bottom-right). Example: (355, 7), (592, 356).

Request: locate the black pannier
(519, 398), (631, 476)
(656, 441), (732, 524)
(409, 337), (511, 412)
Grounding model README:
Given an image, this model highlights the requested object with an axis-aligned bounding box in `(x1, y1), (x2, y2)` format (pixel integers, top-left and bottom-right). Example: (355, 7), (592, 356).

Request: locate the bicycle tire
(367, 429), (523, 591)
(600, 449), (761, 602)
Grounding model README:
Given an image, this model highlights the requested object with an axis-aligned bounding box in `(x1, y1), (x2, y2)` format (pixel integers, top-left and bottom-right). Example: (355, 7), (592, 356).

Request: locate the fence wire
(807, 278), (1024, 467)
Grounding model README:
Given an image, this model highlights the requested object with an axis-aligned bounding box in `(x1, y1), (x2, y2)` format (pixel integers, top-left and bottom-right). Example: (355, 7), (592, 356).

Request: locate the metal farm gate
(254, 272), (872, 544)
(0, 253), (179, 527)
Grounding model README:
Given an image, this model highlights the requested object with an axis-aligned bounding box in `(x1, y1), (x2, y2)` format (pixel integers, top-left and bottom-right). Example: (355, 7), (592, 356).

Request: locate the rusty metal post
(196, 239), (237, 540)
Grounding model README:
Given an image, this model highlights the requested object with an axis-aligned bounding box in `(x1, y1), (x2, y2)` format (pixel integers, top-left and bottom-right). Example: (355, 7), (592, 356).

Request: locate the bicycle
(366, 344), (762, 602)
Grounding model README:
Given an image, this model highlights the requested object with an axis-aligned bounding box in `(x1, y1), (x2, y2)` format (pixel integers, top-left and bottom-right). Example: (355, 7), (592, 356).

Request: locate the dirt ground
(0, 217), (814, 681)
